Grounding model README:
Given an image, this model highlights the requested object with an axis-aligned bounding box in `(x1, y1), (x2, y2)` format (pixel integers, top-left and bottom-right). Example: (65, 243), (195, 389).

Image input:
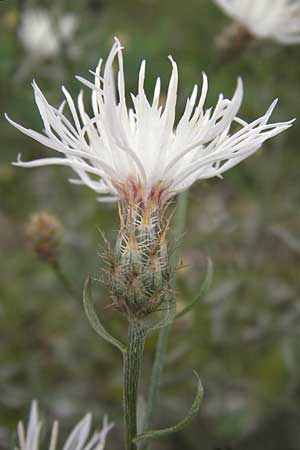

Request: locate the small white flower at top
(18, 9), (78, 60)
(214, 0), (300, 44)
(6, 38), (294, 209)
(16, 400), (113, 450)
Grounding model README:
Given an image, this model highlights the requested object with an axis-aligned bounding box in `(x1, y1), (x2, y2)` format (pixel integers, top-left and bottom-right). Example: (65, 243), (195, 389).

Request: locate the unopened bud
(26, 211), (63, 264)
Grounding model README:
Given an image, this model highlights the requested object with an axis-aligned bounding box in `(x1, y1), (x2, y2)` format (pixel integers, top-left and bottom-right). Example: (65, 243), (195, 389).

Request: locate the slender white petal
(25, 400), (41, 450)
(17, 422), (26, 450)
(214, 0), (300, 44)
(7, 40), (294, 206)
(16, 401), (113, 450)
(49, 422), (59, 450)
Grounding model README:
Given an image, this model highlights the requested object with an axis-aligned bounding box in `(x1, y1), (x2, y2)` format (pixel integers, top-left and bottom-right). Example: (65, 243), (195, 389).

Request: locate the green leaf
(133, 371), (203, 443)
(175, 258), (213, 320)
(83, 277), (127, 356)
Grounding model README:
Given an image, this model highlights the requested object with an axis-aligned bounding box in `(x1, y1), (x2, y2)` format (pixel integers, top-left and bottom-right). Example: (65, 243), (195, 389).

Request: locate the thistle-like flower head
(16, 400), (113, 450)
(214, 0), (300, 44)
(6, 38), (294, 209)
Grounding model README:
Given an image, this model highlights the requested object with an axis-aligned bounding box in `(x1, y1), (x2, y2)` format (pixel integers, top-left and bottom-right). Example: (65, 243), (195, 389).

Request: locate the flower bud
(26, 211), (63, 264)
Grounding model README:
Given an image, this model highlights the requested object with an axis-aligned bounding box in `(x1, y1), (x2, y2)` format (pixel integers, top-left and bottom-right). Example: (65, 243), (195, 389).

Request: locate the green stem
(143, 192), (189, 445)
(124, 321), (146, 450)
(51, 261), (78, 300)
(143, 324), (170, 434)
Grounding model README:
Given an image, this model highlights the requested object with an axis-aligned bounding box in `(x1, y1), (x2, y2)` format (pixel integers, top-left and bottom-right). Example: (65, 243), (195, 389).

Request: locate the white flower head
(18, 9), (78, 60)
(6, 38), (294, 208)
(16, 400), (113, 450)
(214, 0), (300, 44)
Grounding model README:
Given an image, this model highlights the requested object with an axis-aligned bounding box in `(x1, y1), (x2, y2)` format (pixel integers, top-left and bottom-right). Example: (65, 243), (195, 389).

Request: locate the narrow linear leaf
(133, 371), (203, 443)
(83, 277), (127, 356)
(176, 258), (213, 320)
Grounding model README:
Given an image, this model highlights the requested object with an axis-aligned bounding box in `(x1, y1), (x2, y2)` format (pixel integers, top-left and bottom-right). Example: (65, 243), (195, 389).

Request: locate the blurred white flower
(7, 39), (294, 205)
(214, 0), (300, 44)
(16, 400), (113, 450)
(18, 9), (78, 60)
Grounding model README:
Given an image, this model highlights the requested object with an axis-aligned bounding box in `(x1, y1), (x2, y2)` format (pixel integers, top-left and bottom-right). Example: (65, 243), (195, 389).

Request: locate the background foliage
(1, 0), (300, 449)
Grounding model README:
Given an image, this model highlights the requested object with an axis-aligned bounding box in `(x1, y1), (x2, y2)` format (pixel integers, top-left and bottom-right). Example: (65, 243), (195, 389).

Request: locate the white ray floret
(6, 38), (294, 205)
(214, 0), (300, 44)
(16, 400), (113, 450)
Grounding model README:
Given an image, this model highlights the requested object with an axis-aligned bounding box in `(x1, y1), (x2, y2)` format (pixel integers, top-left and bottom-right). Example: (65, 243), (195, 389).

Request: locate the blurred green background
(1, 0), (300, 449)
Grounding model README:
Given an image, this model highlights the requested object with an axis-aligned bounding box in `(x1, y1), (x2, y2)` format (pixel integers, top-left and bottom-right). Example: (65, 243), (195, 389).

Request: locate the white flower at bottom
(18, 9), (78, 60)
(6, 39), (294, 207)
(214, 0), (300, 44)
(16, 401), (113, 450)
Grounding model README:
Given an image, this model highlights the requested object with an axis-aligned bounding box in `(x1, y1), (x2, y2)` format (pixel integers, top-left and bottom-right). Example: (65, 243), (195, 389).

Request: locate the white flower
(16, 400), (113, 450)
(214, 0), (300, 44)
(18, 9), (78, 60)
(6, 39), (294, 206)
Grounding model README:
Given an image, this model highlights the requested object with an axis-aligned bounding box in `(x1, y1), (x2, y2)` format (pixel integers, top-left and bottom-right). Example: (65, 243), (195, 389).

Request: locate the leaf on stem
(133, 371), (203, 443)
(175, 258), (213, 320)
(83, 277), (127, 356)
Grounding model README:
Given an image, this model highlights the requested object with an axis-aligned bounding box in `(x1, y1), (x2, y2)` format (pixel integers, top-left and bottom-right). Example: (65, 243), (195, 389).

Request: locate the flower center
(114, 177), (171, 212)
